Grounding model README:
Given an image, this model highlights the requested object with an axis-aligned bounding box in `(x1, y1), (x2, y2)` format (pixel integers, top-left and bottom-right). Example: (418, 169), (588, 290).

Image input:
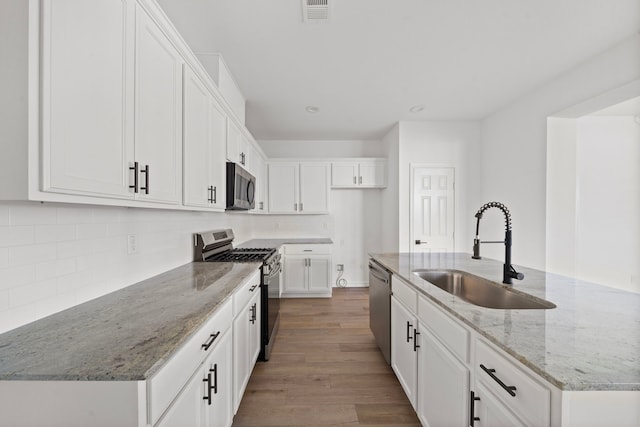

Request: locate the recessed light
(305, 105), (320, 113)
(409, 105), (424, 113)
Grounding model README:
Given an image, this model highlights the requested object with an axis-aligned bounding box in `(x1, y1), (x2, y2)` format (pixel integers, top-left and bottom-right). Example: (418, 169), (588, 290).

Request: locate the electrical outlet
(337, 264), (344, 272)
(127, 234), (138, 254)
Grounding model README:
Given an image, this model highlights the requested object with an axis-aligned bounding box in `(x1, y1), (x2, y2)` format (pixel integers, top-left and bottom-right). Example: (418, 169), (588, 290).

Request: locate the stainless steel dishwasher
(369, 260), (392, 365)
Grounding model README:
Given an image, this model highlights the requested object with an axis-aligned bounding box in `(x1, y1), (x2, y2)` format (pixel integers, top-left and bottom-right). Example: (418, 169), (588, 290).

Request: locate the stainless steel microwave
(226, 162), (255, 210)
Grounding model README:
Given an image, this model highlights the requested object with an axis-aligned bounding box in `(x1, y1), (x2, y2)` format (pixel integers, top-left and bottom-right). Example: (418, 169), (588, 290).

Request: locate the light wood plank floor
(233, 288), (421, 427)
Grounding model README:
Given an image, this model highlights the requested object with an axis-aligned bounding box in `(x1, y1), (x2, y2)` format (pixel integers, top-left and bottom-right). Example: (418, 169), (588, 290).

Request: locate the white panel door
(226, 120), (241, 164)
(248, 290), (261, 366)
(299, 163), (329, 213)
(308, 256), (330, 292)
(134, 6), (183, 204)
(283, 256), (307, 292)
(204, 329), (233, 427)
(208, 98), (227, 211)
(391, 296), (418, 409)
(418, 326), (469, 427)
(183, 67), (211, 208)
(268, 163), (298, 213)
(42, 0), (135, 199)
(331, 163), (358, 187)
(156, 364), (203, 427)
(411, 167), (455, 253)
(232, 304), (250, 413)
(475, 383), (526, 427)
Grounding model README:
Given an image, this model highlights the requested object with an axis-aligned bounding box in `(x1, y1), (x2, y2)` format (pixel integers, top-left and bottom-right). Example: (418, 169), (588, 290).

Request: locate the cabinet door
(283, 256), (308, 292)
(308, 256), (331, 292)
(226, 120), (240, 164)
(232, 305), (250, 414)
(204, 330), (233, 427)
(208, 98), (227, 211)
(248, 290), (262, 367)
(391, 296), (418, 409)
(331, 163), (358, 187)
(183, 67), (211, 208)
(252, 155), (266, 212)
(268, 163), (298, 213)
(299, 163), (329, 213)
(134, 6), (183, 204)
(42, 0), (135, 199)
(418, 326), (469, 427)
(156, 364), (204, 427)
(359, 161), (386, 187)
(474, 383), (526, 427)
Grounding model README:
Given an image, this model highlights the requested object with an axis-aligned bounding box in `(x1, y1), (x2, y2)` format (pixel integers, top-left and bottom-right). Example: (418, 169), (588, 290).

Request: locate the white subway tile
(9, 243), (57, 267)
(10, 204), (57, 225)
(91, 206), (123, 223)
(35, 224), (77, 243)
(0, 205), (9, 226)
(0, 225), (36, 247)
(35, 258), (76, 282)
(0, 248), (8, 268)
(0, 290), (8, 310)
(57, 206), (93, 224)
(32, 292), (77, 320)
(57, 239), (90, 259)
(56, 270), (95, 294)
(0, 265), (36, 291)
(0, 305), (36, 334)
(76, 223), (107, 240)
(9, 278), (58, 308)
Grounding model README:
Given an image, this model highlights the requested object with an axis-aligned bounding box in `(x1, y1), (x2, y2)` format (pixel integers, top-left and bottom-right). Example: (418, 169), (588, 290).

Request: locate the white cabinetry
(183, 66), (226, 211)
(282, 245), (332, 297)
(133, 5), (183, 204)
(226, 120), (249, 168)
(267, 162), (329, 214)
(252, 151), (267, 212)
(331, 159), (386, 188)
(232, 271), (261, 413)
(41, 0), (135, 199)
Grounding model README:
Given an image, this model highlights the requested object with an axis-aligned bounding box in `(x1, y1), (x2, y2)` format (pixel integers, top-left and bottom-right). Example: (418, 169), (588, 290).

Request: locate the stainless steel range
(194, 229), (281, 361)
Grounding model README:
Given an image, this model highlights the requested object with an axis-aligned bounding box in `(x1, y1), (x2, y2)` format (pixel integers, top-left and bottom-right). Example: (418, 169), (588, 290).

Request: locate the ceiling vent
(302, 0), (330, 23)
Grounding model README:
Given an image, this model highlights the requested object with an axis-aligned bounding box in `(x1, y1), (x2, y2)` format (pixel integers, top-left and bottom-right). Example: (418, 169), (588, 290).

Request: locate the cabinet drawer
(391, 276), (417, 313)
(233, 269), (261, 316)
(284, 244), (332, 255)
(149, 297), (233, 425)
(418, 295), (469, 363)
(475, 339), (550, 427)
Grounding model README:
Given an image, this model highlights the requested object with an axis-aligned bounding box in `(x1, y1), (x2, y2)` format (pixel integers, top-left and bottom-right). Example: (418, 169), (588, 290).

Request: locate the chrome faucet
(472, 202), (524, 285)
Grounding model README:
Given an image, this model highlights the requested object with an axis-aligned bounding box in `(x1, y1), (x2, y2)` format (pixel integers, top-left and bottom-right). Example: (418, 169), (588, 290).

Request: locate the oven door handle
(266, 263), (282, 279)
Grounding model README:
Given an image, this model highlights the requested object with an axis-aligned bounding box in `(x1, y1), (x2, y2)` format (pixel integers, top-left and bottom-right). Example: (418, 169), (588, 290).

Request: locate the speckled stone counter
(369, 253), (640, 391)
(237, 237), (333, 249)
(0, 262), (260, 381)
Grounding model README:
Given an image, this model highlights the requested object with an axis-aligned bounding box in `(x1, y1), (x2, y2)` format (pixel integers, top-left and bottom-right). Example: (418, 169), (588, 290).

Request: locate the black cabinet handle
(480, 364), (517, 397)
(201, 331), (220, 351)
(208, 185), (214, 203)
(470, 390), (480, 426)
(129, 162), (139, 193)
(211, 363), (218, 395)
(249, 284), (258, 292)
(140, 164), (149, 194)
(413, 329), (420, 352)
(406, 321), (413, 343)
(250, 303), (257, 324)
(202, 372), (212, 405)
(213, 186), (217, 203)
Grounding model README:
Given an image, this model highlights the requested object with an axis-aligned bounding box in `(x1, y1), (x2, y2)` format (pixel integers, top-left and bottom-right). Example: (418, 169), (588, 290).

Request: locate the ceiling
(157, 0), (640, 141)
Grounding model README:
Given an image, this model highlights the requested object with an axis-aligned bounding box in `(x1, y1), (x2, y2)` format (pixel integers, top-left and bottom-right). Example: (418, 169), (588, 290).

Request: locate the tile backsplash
(0, 201), (251, 333)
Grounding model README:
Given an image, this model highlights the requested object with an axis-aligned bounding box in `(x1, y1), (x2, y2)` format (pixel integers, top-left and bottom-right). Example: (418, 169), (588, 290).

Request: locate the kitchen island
(370, 252), (640, 426)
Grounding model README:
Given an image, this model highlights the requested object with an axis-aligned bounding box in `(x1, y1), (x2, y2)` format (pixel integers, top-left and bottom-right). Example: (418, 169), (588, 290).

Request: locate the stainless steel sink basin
(413, 269), (555, 309)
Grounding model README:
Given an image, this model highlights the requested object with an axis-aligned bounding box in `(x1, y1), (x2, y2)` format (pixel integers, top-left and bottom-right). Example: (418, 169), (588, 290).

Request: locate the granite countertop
(237, 237), (333, 249)
(369, 253), (640, 392)
(0, 262), (260, 381)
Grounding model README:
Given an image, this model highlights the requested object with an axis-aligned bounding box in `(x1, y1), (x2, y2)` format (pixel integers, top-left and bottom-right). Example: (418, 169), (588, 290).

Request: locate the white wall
(380, 124), (400, 252)
(0, 202), (253, 333)
(481, 34), (640, 270)
(397, 121), (482, 252)
(258, 139), (385, 286)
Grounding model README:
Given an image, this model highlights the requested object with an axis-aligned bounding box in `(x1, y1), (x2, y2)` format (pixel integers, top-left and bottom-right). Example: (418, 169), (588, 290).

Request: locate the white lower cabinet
(232, 272), (262, 413)
(417, 327), (469, 427)
(281, 245), (332, 297)
(158, 329), (233, 427)
(391, 295), (419, 409)
(473, 382), (526, 427)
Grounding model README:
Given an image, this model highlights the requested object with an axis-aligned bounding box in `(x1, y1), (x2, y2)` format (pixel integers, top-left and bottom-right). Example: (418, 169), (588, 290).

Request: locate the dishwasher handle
(369, 263), (390, 284)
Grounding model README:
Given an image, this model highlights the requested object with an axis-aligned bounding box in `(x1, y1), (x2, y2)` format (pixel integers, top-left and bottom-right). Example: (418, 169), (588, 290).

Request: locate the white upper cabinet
(41, 0), (135, 199)
(183, 66), (226, 211)
(331, 159), (387, 188)
(133, 5), (183, 204)
(268, 162), (329, 214)
(226, 120), (250, 169)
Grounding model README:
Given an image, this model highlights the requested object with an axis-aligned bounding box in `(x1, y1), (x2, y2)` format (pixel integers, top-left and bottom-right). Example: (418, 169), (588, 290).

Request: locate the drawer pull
(249, 284), (259, 292)
(202, 371), (212, 405)
(250, 303), (257, 324)
(202, 331), (221, 351)
(470, 390), (480, 426)
(480, 364), (517, 397)
(210, 363), (218, 395)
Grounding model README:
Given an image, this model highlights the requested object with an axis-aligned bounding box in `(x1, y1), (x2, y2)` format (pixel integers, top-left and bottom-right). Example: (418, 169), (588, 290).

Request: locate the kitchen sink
(412, 269), (556, 309)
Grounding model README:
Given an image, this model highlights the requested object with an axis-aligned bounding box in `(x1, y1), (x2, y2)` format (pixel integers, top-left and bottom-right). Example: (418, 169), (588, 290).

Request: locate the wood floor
(233, 288), (421, 427)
